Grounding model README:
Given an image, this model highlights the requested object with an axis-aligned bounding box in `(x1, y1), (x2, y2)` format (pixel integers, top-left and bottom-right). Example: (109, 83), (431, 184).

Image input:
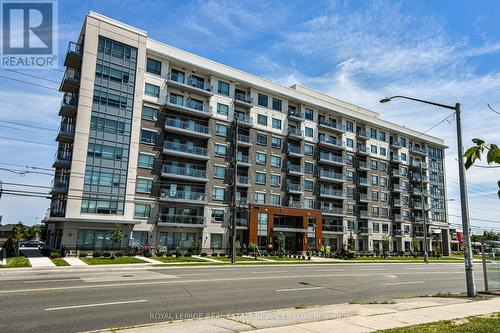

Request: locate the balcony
(323, 225), (345, 234)
(391, 184), (402, 192)
(358, 193), (369, 202)
(160, 189), (207, 204)
(236, 218), (249, 229)
(234, 92), (253, 107)
(161, 164), (208, 182)
(52, 151), (72, 169)
(393, 199), (402, 207)
(319, 187), (345, 199)
(163, 141), (209, 160)
(287, 144), (304, 158)
(56, 123), (75, 142)
(237, 133), (252, 147)
(390, 156), (402, 164)
(287, 182), (304, 194)
(319, 169), (345, 183)
(410, 187), (429, 197)
(410, 146), (427, 156)
(410, 160), (428, 169)
(167, 74), (213, 97)
(321, 205), (344, 216)
(237, 175), (251, 188)
(287, 164), (304, 176)
(287, 127), (304, 140)
(318, 152), (345, 166)
(391, 170), (402, 178)
(412, 202), (424, 210)
(319, 137), (345, 150)
(393, 214), (403, 222)
(358, 227), (372, 235)
(390, 141), (402, 149)
(357, 161), (369, 170)
(410, 174), (429, 183)
(59, 93), (78, 117)
(413, 231), (431, 237)
(393, 229), (403, 237)
(158, 214), (205, 227)
(64, 42), (82, 69)
(356, 145), (370, 156)
(358, 211), (370, 219)
(165, 118), (210, 139)
(356, 130), (370, 140)
(358, 177), (369, 187)
(237, 154), (252, 167)
(166, 95), (211, 118)
(60, 68), (80, 93)
(318, 119), (345, 133)
(235, 113), (253, 127)
(288, 110), (304, 122)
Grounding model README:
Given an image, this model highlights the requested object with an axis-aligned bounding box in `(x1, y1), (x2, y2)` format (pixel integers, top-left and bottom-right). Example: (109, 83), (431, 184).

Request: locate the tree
(189, 239), (202, 255)
(411, 236), (419, 257)
(11, 223), (25, 257)
(433, 240), (442, 259)
(464, 138), (500, 197)
(248, 242), (257, 258)
(347, 232), (355, 250)
(277, 232), (285, 256)
(110, 224), (123, 250)
(24, 225), (41, 240)
(381, 234), (390, 259)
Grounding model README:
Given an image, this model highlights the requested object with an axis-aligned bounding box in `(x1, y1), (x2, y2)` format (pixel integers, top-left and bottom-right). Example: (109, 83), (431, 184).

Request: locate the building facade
(45, 12), (450, 255)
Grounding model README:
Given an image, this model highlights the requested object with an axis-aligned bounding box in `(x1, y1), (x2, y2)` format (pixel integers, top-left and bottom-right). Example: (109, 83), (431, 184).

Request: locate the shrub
(201, 252), (207, 257)
(79, 252), (88, 258)
(166, 253), (173, 257)
(93, 251), (102, 258)
(211, 253), (218, 257)
(49, 251), (60, 259)
(144, 252), (152, 257)
(218, 253), (225, 257)
(184, 253), (192, 257)
(115, 252), (123, 257)
(102, 252), (111, 258)
(110, 255), (116, 260)
(175, 252), (182, 258)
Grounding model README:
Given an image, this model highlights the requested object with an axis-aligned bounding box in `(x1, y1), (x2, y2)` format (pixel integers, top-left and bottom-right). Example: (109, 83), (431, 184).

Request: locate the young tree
(411, 236), (419, 257)
(24, 225), (41, 240)
(248, 242), (257, 258)
(11, 223), (25, 257)
(277, 232), (286, 256)
(110, 223), (123, 251)
(381, 234), (390, 259)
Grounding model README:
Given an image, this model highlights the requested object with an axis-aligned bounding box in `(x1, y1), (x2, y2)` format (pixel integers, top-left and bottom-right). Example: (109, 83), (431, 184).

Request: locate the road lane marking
(44, 299), (147, 311)
(276, 287), (326, 292)
(23, 278), (81, 284)
(384, 281), (426, 286)
(251, 271), (287, 274)
(360, 268), (388, 271)
(0, 272), (464, 294)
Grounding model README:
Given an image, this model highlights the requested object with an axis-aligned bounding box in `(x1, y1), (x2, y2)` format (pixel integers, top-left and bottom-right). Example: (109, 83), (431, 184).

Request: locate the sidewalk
(62, 257), (87, 266)
(21, 248), (55, 267)
(94, 296), (500, 333)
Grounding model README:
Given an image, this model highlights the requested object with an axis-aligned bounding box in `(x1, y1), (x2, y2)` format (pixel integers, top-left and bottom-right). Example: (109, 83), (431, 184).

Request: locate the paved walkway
(193, 255), (223, 263)
(134, 256), (164, 264)
(63, 257), (87, 266)
(96, 297), (500, 333)
(20, 248), (55, 267)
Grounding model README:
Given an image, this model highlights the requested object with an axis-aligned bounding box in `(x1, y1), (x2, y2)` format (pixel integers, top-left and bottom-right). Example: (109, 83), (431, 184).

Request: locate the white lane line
(360, 268), (388, 271)
(314, 269), (345, 272)
(384, 281), (426, 286)
(276, 286), (326, 292)
(251, 271), (287, 274)
(45, 299), (147, 311)
(23, 278), (80, 284)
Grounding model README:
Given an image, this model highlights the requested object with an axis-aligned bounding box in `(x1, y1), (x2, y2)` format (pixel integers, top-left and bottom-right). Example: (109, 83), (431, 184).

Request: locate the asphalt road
(0, 263), (485, 333)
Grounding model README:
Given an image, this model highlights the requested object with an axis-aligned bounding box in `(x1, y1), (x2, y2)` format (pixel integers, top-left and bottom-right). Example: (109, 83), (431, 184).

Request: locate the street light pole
(380, 96), (476, 297)
(420, 165), (429, 264)
(231, 117), (239, 264)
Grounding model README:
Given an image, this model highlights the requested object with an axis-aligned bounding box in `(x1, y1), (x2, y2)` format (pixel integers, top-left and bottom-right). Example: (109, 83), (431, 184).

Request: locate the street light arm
(381, 95), (456, 110)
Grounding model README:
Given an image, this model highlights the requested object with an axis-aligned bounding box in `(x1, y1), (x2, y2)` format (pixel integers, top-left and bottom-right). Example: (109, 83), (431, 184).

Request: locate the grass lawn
(212, 256), (260, 262)
(379, 312), (499, 332)
(51, 258), (69, 266)
(347, 256), (463, 261)
(153, 256), (206, 263)
(82, 257), (147, 265)
(0, 256), (31, 268)
(264, 256), (306, 261)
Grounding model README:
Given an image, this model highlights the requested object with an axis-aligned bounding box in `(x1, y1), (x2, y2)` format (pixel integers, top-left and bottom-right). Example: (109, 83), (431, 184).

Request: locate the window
(271, 137), (282, 149)
(347, 138), (354, 148)
(305, 108), (314, 120)
(271, 155), (281, 167)
(144, 83), (160, 98)
(380, 161), (387, 171)
(379, 131), (386, 141)
(270, 194), (281, 206)
(256, 152), (267, 165)
(370, 128), (377, 139)
(272, 118), (282, 129)
(400, 137), (407, 147)
(380, 177), (388, 187)
(143, 106), (158, 121)
(346, 154), (354, 164)
(382, 224), (389, 233)
(346, 121), (354, 132)
(373, 223), (380, 233)
(210, 234), (223, 250)
(136, 178), (153, 193)
(347, 170), (354, 180)
(270, 174), (281, 186)
(305, 127), (313, 138)
(257, 114), (268, 126)
(213, 165), (226, 179)
(401, 153), (407, 161)
(146, 58), (161, 75)
(371, 191), (379, 200)
(304, 180), (314, 191)
(304, 198), (314, 209)
(347, 187), (354, 197)
(212, 187), (225, 201)
(258, 93), (268, 107)
(272, 98), (282, 111)
(256, 172), (266, 184)
(87, 143), (123, 160)
(371, 175), (378, 185)
(140, 129), (156, 144)
(254, 192), (265, 204)
(371, 160), (378, 169)
(380, 147), (386, 156)
(134, 204), (151, 218)
(381, 192), (388, 202)
(84, 170), (120, 187)
(372, 206), (379, 216)
(212, 210), (224, 223)
(257, 132), (267, 145)
(217, 103), (228, 116)
(138, 153), (154, 168)
(218, 81), (230, 96)
(305, 162), (313, 174)
(90, 116), (125, 134)
(371, 145), (378, 154)
(304, 144), (313, 155)
(214, 144), (227, 157)
(381, 208), (389, 217)
(215, 123), (228, 136)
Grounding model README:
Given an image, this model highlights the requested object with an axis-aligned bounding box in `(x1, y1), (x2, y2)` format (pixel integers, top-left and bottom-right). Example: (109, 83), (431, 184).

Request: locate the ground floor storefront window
(159, 232), (197, 250)
(76, 229), (113, 249)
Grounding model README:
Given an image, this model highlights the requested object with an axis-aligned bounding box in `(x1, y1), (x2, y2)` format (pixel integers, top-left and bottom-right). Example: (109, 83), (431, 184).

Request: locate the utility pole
(420, 164), (429, 264)
(230, 118), (239, 264)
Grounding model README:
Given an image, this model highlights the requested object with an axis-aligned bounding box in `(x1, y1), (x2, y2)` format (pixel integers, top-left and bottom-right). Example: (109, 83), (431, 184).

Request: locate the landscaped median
(80, 256), (147, 265)
(0, 256), (31, 268)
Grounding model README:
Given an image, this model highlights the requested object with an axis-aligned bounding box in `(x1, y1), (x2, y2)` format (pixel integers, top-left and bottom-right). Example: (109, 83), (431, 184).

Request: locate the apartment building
(45, 12), (450, 255)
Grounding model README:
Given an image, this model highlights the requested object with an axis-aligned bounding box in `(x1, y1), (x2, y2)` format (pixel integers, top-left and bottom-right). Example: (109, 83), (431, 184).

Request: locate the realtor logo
(1, 0), (58, 68)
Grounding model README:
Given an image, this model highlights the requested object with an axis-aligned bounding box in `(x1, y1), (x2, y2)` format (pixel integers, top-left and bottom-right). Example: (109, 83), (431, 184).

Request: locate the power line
(0, 74), (61, 92)
(0, 136), (56, 147)
(1, 68), (61, 84)
(0, 119), (56, 132)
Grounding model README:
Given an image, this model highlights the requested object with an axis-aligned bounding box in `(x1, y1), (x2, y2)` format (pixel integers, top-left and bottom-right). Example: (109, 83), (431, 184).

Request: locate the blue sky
(0, 0), (499, 232)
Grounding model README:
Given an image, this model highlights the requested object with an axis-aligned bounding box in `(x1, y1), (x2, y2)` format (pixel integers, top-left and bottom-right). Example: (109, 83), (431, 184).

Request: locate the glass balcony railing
(158, 214), (205, 225)
(235, 92), (252, 104)
(358, 227), (372, 235)
(320, 137), (344, 148)
(287, 144), (304, 155)
(319, 187), (344, 198)
(358, 177), (369, 186)
(288, 110), (304, 120)
(168, 95), (208, 112)
(321, 206), (344, 215)
(323, 225), (344, 232)
(160, 189), (207, 202)
(61, 92), (78, 108)
(358, 161), (368, 169)
(165, 118), (209, 135)
(359, 193), (369, 201)
(237, 175), (249, 185)
(287, 164), (302, 173)
(319, 152), (344, 164)
(163, 141), (208, 157)
(287, 127), (304, 137)
(390, 141), (402, 148)
(162, 164), (207, 178)
(287, 182), (303, 192)
(356, 130), (369, 139)
(168, 74), (211, 92)
(235, 113), (252, 125)
(237, 133), (251, 144)
(411, 146), (427, 155)
(356, 145), (369, 154)
(318, 119), (345, 131)
(319, 169), (345, 181)
(237, 154), (250, 164)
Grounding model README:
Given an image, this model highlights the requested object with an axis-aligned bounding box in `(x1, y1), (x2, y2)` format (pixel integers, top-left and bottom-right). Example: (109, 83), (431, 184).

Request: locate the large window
(81, 199), (119, 214)
(144, 83), (160, 98)
(146, 58), (162, 75)
(210, 233), (223, 250)
(214, 144), (227, 156)
(305, 108), (314, 120)
(270, 174), (281, 186)
(218, 81), (230, 96)
(258, 93), (268, 107)
(254, 192), (265, 204)
(271, 137), (281, 149)
(134, 203), (151, 218)
(256, 152), (267, 165)
(270, 194), (281, 206)
(257, 114), (268, 126)
(271, 155), (281, 167)
(76, 229), (113, 249)
(215, 123), (228, 136)
(257, 132), (267, 145)
(305, 127), (313, 138)
(159, 232), (197, 249)
(142, 106), (158, 121)
(136, 178), (153, 193)
(138, 153), (154, 168)
(217, 103), (228, 116)
(272, 98), (282, 111)
(211, 210), (224, 223)
(255, 172), (266, 184)
(272, 118), (282, 129)
(140, 129), (156, 144)
(213, 165), (226, 179)
(212, 187), (225, 201)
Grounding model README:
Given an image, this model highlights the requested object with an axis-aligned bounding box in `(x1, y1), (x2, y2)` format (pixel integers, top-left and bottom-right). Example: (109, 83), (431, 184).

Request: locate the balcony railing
(165, 118), (209, 136)
(356, 130), (370, 139)
(163, 141), (208, 157)
(287, 182), (303, 192)
(237, 133), (251, 144)
(393, 199), (402, 206)
(168, 73), (212, 93)
(319, 169), (345, 181)
(237, 175), (250, 185)
(358, 161), (368, 169)
(167, 95), (208, 113)
(410, 146), (427, 155)
(358, 177), (369, 186)
(235, 113), (252, 125)
(319, 152), (344, 165)
(319, 187), (344, 198)
(358, 227), (372, 235)
(288, 110), (304, 120)
(160, 189), (207, 202)
(158, 214), (205, 225)
(287, 164), (303, 174)
(235, 92), (252, 104)
(323, 225), (344, 233)
(356, 145), (369, 154)
(358, 210), (370, 218)
(390, 156), (401, 163)
(359, 193), (369, 202)
(60, 92), (78, 117)
(391, 170), (402, 177)
(287, 127), (304, 138)
(162, 164), (207, 179)
(392, 184), (402, 192)
(390, 141), (402, 148)
(288, 144), (304, 156)
(321, 206), (344, 215)
(318, 119), (345, 132)
(237, 154), (250, 165)
(319, 137), (344, 149)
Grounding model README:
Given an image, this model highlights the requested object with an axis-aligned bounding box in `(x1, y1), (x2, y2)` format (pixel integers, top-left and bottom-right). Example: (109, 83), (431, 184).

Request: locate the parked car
(20, 240), (45, 248)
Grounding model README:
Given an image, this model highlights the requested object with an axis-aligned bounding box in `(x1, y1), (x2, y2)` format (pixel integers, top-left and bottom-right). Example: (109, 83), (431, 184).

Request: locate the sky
(0, 0), (499, 232)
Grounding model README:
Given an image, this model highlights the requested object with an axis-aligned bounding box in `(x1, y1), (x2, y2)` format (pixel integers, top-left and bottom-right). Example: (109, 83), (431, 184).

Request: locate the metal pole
(455, 103), (476, 297)
(231, 119), (239, 264)
(481, 241), (488, 292)
(420, 165), (429, 264)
